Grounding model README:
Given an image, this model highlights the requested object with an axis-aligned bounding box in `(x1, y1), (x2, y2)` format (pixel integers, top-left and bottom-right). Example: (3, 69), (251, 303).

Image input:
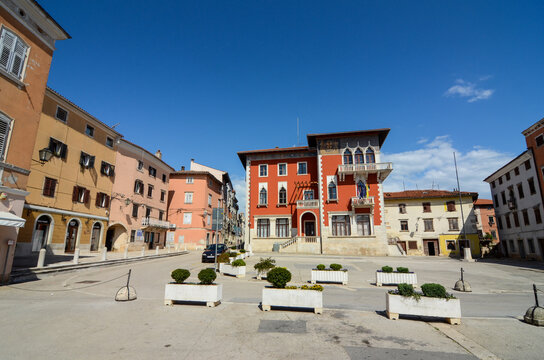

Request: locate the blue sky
(43, 0), (544, 210)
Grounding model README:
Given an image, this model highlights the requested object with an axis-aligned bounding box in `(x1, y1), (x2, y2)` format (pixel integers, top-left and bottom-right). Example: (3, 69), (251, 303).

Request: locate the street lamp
(38, 148), (53, 163)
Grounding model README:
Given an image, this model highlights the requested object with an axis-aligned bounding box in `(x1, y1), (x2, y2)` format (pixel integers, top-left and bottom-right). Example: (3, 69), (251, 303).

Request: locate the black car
(201, 244), (228, 262)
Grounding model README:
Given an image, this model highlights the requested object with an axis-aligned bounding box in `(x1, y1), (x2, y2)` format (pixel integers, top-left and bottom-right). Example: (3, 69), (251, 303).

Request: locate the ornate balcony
(338, 162), (393, 181)
(297, 199), (319, 209)
(141, 217), (174, 230)
(351, 196), (375, 208)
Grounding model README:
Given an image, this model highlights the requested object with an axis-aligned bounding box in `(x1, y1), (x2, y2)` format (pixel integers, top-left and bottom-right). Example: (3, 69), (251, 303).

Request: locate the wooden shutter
(43, 178), (51, 196)
(104, 195), (110, 208)
(72, 186), (78, 202)
(84, 189), (90, 204)
(10, 39), (26, 78)
(0, 30), (15, 70)
(0, 115), (10, 161)
(95, 192), (101, 207)
(60, 143), (67, 159)
(89, 156), (95, 168)
(79, 152), (86, 166)
(134, 180), (138, 193)
(109, 165), (115, 177)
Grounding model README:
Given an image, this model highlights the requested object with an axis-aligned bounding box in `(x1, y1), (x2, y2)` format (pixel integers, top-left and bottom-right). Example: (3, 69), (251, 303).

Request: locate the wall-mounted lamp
(124, 198), (131, 206)
(38, 148), (53, 163)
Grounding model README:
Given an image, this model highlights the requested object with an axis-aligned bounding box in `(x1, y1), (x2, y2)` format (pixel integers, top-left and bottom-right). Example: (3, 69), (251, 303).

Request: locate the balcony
(351, 196), (375, 208)
(297, 199), (319, 209)
(141, 217), (175, 230)
(338, 162), (393, 181)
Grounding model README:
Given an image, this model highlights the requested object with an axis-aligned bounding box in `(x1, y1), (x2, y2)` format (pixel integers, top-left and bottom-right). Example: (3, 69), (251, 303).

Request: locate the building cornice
(521, 117), (544, 137)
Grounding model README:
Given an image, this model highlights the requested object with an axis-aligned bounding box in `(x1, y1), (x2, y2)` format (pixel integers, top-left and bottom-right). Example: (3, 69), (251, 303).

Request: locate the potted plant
(228, 251), (243, 263)
(261, 267), (323, 314)
(311, 263), (348, 285)
(164, 268), (222, 307)
(254, 257), (276, 280)
(376, 266), (417, 287)
(219, 259), (246, 278)
(386, 283), (461, 324)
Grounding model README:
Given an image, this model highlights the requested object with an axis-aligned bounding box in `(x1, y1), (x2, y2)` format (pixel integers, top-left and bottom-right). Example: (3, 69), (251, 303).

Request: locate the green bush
(198, 268), (217, 285)
(254, 257), (276, 274)
(421, 283), (447, 298)
(229, 246), (236, 249)
(397, 283), (415, 297)
(396, 267), (409, 273)
(239, 249), (246, 253)
(266, 267), (292, 288)
(231, 259), (246, 267)
(217, 252), (230, 263)
(381, 266), (393, 273)
(171, 269), (190, 284)
(330, 263), (342, 271)
(228, 252), (238, 257)
(316, 264), (326, 270)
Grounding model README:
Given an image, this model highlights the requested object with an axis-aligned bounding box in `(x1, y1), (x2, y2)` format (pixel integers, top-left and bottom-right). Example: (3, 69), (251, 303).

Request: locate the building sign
(212, 208), (224, 231)
(318, 139), (339, 154)
(166, 232), (175, 244)
(136, 230), (144, 242)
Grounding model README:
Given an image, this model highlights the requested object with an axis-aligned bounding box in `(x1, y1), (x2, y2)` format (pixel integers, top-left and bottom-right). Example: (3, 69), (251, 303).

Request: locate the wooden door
(65, 221), (78, 253)
(399, 241), (407, 253)
(304, 221), (316, 236)
(423, 239), (439, 256)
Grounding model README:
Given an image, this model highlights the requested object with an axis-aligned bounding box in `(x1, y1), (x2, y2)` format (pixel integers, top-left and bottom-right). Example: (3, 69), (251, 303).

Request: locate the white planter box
(164, 283), (222, 307)
(376, 271), (417, 286)
(385, 293), (461, 324)
(311, 270), (348, 285)
(262, 288), (323, 314)
(219, 263), (246, 278)
(228, 254), (244, 263)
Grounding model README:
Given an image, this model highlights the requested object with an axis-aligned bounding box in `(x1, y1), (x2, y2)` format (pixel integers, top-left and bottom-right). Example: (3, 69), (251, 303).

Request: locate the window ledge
(327, 199), (338, 203)
(0, 68), (26, 89)
(276, 204), (287, 207)
(400, 230), (409, 232)
(257, 204), (268, 208)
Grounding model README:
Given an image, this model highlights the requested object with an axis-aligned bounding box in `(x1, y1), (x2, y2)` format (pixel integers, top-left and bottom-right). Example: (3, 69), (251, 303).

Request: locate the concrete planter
(228, 254), (244, 263)
(262, 288), (323, 314)
(219, 263), (246, 278)
(311, 270), (348, 285)
(385, 293), (461, 324)
(164, 283), (222, 307)
(376, 271), (417, 286)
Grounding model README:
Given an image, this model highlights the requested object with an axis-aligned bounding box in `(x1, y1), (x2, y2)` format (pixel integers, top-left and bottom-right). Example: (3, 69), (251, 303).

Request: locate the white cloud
(416, 138), (428, 144)
(382, 136), (513, 199)
(232, 175), (247, 215)
(444, 78), (494, 103)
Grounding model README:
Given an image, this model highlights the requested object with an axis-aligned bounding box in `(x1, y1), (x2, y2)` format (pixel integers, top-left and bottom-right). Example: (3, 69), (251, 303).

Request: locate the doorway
(518, 240), (526, 259)
(398, 241), (407, 253)
(32, 215), (51, 252)
(423, 239), (439, 256)
(90, 223), (101, 251)
(304, 221), (316, 237)
(105, 229), (115, 251)
(65, 219), (79, 253)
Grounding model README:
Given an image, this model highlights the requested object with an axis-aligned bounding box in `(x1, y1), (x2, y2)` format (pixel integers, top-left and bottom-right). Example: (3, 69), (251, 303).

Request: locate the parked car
(201, 244), (228, 262)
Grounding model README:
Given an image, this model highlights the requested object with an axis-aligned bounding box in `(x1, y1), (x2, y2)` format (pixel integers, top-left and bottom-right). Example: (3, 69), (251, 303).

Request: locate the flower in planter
(266, 267), (291, 288)
(198, 268), (217, 285)
(171, 269), (190, 284)
(301, 284), (324, 291)
(231, 259), (246, 267)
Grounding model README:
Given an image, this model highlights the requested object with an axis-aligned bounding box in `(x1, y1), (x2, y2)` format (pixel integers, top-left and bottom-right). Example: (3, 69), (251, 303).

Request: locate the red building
(473, 199), (500, 243)
(238, 129), (392, 255)
(522, 118), (544, 205)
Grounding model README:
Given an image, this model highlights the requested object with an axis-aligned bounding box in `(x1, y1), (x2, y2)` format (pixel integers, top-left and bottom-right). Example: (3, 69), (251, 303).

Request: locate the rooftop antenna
(402, 178), (406, 191)
(111, 122), (120, 129)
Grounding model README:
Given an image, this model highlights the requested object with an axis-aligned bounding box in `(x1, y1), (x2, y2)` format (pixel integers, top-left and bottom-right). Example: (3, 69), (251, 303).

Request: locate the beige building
(16, 88), (120, 256)
(384, 190), (480, 257)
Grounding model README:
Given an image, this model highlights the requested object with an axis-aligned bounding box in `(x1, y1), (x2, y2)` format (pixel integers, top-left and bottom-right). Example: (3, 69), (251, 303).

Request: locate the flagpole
(454, 152), (469, 259)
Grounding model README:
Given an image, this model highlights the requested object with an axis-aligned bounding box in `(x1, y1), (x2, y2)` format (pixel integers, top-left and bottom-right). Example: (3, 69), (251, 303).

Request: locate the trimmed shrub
(381, 266), (393, 273)
(217, 252), (230, 263)
(171, 269), (190, 284)
(266, 267), (292, 288)
(330, 263), (342, 271)
(229, 246), (236, 249)
(396, 267), (409, 273)
(231, 259), (246, 267)
(239, 249), (246, 253)
(254, 257), (276, 274)
(397, 283), (415, 297)
(421, 283), (447, 298)
(228, 252), (238, 257)
(198, 268), (217, 285)
(316, 264), (326, 270)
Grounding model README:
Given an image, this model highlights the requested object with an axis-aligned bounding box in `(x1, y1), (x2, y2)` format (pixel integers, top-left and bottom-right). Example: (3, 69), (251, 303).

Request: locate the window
(95, 192), (110, 208)
(365, 148), (375, 163)
(0, 28), (28, 80)
(400, 220), (409, 231)
(72, 186), (89, 204)
(186, 177), (193, 184)
(491, 181), (495, 188)
(528, 239), (536, 254)
(422, 202), (431, 213)
(491, 230), (496, 239)
(535, 134), (544, 147)
(534, 206), (542, 224)
(130, 230), (136, 242)
(446, 240), (456, 250)
(162, 174), (167, 183)
(184, 192), (193, 204)
(303, 190), (314, 200)
(332, 215), (351, 236)
(145, 207), (151, 218)
(259, 187), (267, 205)
(278, 163), (287, 176)
(276, 218), (289, 237)
(79, 152), (95, 168)
(297, 162), (307, 175)
(48, 137), (67, 159)
(356, 215), (371, 235)
(85, 124), (94, 138)
(522, 209), (530, 226)
(132, 204), (139, 218)
(160, 190), (166, 202)
(134, 180), (144, 195)
(354, 148), (364, 164)
(505, 172), (511, 181)
(488, 216), (494, 224)
(207, 214), (211, 225)
(327, 176), (337, 200)
(501, 191), (506, 205)
(259, 164), (268, 177)
(498, 176), (503, 185)
(505, 214), (511, 228)
(528, 177), (536, 195)
(514, 167), (520, 176)
(137, 160), (144, 171)
(257, 219), (270, 237)
(343, 149), (353, 165)
(100, 161), (115, 177)
(525, 160), (531, 170)
(147, 184), (153, 198)
(278, 186), (287, 205)
(208, 194), (212, 206)
(493, 194), (499, 207)
(183, 212), (192, 225)
(399, 204), (406, 214)
(423, 219), (434, 232)
(497, 216), (503, 230)
(448, 218), (459, 231)
(106, 137), (114, 148)
(446, 201), (456, 212)
(512, 212), (520, 227)
(55, 106), (68, 123)
(517, 183), (525, 199)
(42, 177), (57, 197)
(408, 241), (418, 250)
(159, 211), (164, 221)
(148, 166), (157, 177)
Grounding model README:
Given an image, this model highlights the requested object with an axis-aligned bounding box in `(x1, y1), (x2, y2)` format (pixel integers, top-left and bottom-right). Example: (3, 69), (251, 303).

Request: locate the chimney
(155, 150), (162, 159)
(181, 166), (185, 171)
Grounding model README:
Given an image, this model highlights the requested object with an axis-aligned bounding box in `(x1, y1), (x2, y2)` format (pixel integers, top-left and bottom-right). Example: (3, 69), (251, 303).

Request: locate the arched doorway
(300, 212), (317, 237)
(106, 223), (128, 252)
(32, 215), (52, 252)
(90, 222), (102, 251)
(65, 219), (80, 253)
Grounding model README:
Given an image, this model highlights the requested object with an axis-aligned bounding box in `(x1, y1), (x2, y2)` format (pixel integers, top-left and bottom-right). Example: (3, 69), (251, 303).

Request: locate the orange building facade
(239, 129), (393, 255)
(522, 118), (544, 205)
(473, 199), (500, 244)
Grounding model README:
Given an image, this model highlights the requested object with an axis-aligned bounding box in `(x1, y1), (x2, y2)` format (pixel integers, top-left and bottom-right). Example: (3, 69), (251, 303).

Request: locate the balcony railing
(296, 199), (319, 209)
(351, 196), (375, 208)
(338, 162), (393, 181)
(141, 217), (173, 229)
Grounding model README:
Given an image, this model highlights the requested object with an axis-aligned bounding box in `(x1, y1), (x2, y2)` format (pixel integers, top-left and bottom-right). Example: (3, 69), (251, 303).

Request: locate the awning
(0, 211), (26, 228)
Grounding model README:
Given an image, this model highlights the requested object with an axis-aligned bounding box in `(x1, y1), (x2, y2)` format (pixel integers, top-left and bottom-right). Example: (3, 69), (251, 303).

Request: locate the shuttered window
(72, 186), (89, 204)
(0, 113), (11, 161)
(43, 177), (57, 197)
(0, 28), (29, 80)
(95, 192), (110, 208)
(48, 137), (67, 159)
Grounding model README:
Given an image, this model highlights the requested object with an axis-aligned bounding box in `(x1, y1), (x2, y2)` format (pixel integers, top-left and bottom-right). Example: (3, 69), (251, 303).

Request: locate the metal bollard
(73, 248), (80, 264)
(37, 248), (46, 268)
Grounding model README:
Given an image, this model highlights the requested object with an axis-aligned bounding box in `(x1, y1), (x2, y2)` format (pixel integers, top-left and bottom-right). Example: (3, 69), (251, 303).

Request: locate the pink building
(107, 140), (175, 251)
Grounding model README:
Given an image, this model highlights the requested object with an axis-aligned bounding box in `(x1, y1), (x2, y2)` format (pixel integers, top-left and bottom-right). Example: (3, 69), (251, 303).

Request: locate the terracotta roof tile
(384, 189), (478, 200)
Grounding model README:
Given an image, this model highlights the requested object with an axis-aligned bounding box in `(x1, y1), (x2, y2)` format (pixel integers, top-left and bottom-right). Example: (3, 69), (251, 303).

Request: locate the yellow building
(16, 88), (121, 256)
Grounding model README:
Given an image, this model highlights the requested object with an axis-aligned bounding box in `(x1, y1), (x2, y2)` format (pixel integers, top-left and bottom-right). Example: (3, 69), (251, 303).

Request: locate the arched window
(328, 181), (337, 200)
(357, 180), (367, 198)
(343, 149), (353, 165)
(354, 148), (364, 164)
(365, 148), (375, 163)
(0, 28), (29, 80)
(259, 187), (267, 205)
(278, 186), (287, 205)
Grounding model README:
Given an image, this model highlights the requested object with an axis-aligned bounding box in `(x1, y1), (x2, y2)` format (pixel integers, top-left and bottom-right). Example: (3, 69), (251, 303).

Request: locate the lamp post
(38, 148), (53, 163)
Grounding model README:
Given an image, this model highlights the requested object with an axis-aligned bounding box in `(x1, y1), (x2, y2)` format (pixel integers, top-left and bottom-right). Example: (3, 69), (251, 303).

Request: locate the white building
(484, 151), (544, 260)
